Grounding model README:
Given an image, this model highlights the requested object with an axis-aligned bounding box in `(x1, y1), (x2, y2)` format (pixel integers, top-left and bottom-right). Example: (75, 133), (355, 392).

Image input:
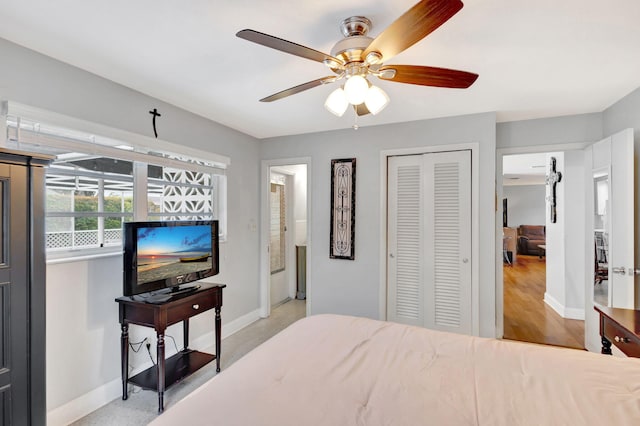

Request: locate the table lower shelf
(129, 349), (216, 391)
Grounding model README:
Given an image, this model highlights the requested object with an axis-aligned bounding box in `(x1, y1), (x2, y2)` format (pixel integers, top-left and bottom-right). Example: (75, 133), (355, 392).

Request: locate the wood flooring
(503, 254), (585, 349)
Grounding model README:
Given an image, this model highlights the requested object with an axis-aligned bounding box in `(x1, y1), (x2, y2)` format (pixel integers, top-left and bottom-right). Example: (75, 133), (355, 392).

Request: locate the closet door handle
(612, 267), (626, 275)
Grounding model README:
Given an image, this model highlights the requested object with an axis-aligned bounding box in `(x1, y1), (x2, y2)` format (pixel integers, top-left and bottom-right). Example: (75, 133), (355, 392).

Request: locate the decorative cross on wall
(545, 156), (563, 223)
(149, 108), (161, 138)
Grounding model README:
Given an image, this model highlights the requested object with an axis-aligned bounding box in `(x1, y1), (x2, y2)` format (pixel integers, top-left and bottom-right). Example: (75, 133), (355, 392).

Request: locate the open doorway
(261, 159), (311, 320)
(502, 152), (585, 349)
(497, 129), (635, 353)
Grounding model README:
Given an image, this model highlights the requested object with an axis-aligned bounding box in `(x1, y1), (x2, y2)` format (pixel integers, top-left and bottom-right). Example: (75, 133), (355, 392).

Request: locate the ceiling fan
(236, 0), (478, 118)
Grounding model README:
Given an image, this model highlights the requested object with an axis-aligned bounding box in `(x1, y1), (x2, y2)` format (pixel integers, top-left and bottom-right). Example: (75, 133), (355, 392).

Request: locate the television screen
(123, 220), (219, 296)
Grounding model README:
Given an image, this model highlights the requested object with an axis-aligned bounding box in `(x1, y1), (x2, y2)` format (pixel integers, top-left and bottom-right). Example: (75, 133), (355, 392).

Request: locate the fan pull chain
(352, 106), (359, 130)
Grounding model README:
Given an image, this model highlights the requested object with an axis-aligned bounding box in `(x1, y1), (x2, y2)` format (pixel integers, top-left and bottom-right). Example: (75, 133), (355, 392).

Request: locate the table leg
(121, 323), (129, 400)
(157, 330), (165, 413)
(183, 318), (190, 351)
(215, 306), (222, 372)
(601, 336), (613, 355)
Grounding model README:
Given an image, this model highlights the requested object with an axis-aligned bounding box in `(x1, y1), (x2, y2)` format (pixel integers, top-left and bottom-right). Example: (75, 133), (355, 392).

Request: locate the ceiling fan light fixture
(344, 75), (369, 105)
(238, 0), (478, 121)
(364, 85), (390, 115)
(324, 87), (349, 117)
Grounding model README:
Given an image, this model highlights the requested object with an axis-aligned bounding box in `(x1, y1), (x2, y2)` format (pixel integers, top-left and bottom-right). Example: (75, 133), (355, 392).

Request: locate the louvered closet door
(387, 155), (424, 326)
(387, 150), (472, 335)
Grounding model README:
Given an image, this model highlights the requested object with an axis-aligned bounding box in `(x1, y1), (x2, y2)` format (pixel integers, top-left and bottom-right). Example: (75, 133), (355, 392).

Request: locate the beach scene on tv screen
(137, 225), (212, 285)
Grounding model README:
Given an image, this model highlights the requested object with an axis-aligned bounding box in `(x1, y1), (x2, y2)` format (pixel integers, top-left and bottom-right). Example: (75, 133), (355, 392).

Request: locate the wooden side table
(594, 305), (640, 358)
(116, 283), (226, 412)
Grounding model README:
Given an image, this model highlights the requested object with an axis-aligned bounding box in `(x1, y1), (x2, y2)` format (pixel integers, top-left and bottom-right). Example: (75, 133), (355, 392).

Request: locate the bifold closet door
(387, 150), (472, 335)
(387, 155), (424, 327)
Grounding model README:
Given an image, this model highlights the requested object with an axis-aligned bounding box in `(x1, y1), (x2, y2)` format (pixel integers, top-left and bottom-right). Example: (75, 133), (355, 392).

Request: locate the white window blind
(2, 102), (229, 256)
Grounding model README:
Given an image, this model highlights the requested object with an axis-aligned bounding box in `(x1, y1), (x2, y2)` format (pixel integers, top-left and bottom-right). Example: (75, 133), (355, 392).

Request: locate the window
(45, 160), (133, 250)
(4, 107), (228, 257)
(148, 166), (217, 221)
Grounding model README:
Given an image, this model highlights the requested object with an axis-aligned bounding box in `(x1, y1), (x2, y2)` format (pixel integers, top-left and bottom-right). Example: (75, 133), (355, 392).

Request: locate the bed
(150, 314), (640, 425)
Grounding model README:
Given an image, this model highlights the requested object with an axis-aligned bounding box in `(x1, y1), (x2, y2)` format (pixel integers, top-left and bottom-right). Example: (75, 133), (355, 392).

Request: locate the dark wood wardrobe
(0, 148), (51, 425)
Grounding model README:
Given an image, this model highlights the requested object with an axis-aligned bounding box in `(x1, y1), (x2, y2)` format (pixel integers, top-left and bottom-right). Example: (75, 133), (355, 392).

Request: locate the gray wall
(497, 113), (603, 149)
(261, 112), (497, 337)
(0, 38), (262, 412)
(563, 150), (587, 313)
(503, 185), (546, 228)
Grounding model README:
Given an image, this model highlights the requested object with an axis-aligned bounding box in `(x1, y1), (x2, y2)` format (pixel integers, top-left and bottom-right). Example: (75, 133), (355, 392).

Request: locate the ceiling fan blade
(354, 103), (371, 116)
(259, 76), (337, 102)
(363, 0), (463, 64)
(237, 29), (342, 66)
(378, 65), (478, 88)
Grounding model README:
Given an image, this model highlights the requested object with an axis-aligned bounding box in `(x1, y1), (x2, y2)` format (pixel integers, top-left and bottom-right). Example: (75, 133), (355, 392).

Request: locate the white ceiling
(503, 153), (547, 186)
(1, 0), (639, 139)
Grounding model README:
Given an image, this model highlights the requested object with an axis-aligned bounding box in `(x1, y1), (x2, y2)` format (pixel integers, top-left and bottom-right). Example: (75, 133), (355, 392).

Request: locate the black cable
(146, 341), (156, 366)
(138, 335), (179, 366)
(128, 337), (147, 353)
(166, 335), (180, 353)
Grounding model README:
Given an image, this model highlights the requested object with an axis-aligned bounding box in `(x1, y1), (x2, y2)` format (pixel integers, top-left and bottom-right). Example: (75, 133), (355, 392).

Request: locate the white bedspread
(150, 314), (640, 425)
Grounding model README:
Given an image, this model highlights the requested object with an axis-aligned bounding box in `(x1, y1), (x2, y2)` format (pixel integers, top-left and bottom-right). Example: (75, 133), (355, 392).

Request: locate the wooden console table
(116, 283), (226, 412)
(594, 305), (640, 358)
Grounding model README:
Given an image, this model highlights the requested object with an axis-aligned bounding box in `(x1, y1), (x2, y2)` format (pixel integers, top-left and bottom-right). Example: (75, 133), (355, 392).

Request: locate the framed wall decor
(330, 158), (356, 260)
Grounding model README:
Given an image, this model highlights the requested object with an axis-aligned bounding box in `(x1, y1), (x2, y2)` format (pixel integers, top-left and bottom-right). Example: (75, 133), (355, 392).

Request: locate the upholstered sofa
(517, 225), (546, 255)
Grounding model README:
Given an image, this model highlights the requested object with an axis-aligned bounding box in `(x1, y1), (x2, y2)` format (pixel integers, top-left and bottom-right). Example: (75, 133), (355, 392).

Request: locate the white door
(387, 154), (424, 327)
(591, 129), (635, 308)
(387, 150), (472, 334)
(269, 172), (289, 306)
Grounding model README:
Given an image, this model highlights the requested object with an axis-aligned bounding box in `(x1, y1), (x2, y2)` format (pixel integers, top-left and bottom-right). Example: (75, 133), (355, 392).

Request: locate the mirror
(593, 172), (609, 305)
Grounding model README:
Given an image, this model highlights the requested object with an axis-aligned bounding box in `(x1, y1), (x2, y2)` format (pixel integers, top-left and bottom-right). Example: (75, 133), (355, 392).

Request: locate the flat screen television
(123, 220), (219, 297)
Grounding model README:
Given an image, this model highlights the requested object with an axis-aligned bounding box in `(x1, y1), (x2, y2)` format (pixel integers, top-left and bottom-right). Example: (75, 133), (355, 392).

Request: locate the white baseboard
(46, 308), (261, 426)
(543, 292), (564, 316)
(221, 308), (261, 340)
(563, 307), (585, 320)
(47, 379), (122, 426)
(191, 308), (262, 350)
(585, 340), (601, 354)
(544, 292), (585, 320)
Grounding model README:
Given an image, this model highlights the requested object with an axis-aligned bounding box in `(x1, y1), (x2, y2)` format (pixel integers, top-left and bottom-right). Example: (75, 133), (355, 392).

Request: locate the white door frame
(379, 142), (480, 336)
(269, 169), (298, 300)
(260, 157), (312, 318)
(495, 142), (589, 338)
